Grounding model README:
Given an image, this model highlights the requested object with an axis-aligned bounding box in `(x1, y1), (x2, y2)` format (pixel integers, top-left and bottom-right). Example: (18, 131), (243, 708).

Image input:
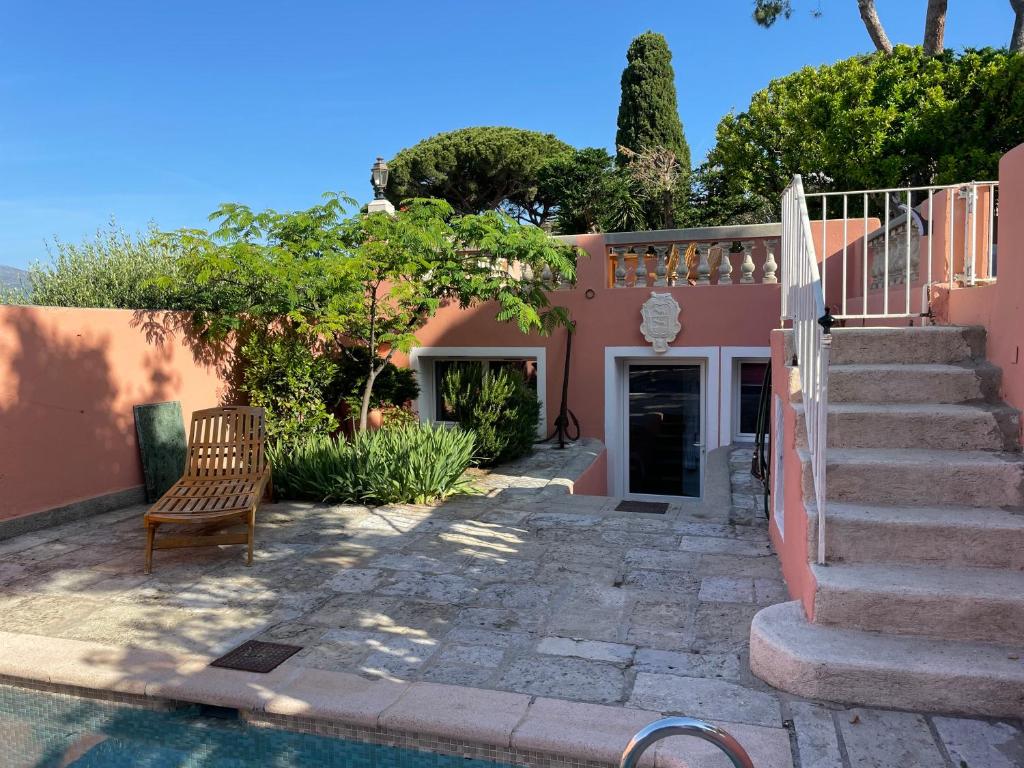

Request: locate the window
(734, 360), (769, 439)
(432, 358), (537, 422)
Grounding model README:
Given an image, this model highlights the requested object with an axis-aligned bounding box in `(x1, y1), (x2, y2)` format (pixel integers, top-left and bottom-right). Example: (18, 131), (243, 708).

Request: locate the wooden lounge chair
(144, 406), (271, 573)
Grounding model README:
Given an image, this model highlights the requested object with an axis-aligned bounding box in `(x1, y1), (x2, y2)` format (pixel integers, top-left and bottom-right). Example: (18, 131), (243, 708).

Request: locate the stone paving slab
(0, 443), (1019, 767)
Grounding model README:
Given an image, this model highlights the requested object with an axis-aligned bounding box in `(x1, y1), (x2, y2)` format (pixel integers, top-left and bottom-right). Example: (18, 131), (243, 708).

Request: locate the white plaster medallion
(640, 292), (681, 353)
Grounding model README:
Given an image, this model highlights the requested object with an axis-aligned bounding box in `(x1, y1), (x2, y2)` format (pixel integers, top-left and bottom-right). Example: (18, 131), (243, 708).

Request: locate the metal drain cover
(615, 500), (669, 514)
(210, 640), (301, 673)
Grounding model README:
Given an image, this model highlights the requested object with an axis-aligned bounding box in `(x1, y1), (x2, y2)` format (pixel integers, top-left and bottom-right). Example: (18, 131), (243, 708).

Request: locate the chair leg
(144, 523), (157, 574)
(246, 509), (256, 566)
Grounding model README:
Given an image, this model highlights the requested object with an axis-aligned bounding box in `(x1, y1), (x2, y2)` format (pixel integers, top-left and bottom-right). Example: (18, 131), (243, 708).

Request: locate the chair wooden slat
(143, 406), (270, 573)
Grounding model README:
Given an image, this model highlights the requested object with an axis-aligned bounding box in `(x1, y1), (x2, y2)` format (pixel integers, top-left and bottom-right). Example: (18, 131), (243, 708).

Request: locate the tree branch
(1011, 0), (1024, 53)
(857, 0), (893, 54)
(923, 0), (947, 56)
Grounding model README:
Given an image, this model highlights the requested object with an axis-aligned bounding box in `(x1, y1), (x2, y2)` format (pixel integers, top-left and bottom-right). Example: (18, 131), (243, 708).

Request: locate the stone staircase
(750, 326), (1024, 717)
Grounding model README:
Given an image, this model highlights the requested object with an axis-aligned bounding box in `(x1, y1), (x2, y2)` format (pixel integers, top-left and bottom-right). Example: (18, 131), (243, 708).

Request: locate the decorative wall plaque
(640, 292), (681, 353)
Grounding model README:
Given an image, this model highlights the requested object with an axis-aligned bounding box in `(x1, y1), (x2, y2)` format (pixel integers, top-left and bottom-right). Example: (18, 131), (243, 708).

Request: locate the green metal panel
(133, 401), (187, 503)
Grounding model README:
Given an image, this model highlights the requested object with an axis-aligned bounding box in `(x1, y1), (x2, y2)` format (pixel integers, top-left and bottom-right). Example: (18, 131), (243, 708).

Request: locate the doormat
(615, 500), (669, 515)
(209, 640), (302, 673)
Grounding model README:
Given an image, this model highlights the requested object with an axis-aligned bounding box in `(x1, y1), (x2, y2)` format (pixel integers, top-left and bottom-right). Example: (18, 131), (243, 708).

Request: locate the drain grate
(209, 640), (301, 673)
(615, 500), (669, 515)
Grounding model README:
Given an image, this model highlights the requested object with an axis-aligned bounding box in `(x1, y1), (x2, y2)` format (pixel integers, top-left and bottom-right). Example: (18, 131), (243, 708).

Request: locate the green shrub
(240, 333), (338, 443)
(268, 422), (476, 505)
(441, 363), (541, 467)
(4, 221), (182, 309)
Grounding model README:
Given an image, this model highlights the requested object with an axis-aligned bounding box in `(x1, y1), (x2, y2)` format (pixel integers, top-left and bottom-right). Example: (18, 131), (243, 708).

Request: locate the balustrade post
(695, 244), (711, 285)
(718, 243), (734, 285)
(740, 240), (755, 283)
(613, 247), (627, 288)
(653, 245), (668, 286)
(673, 243), (689, 285)
(762, 239), (779, 283)
(634, 248), (648, 287)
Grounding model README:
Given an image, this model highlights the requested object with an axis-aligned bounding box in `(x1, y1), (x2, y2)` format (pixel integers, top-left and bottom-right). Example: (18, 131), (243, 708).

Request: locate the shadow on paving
(0, 444), (786, 723)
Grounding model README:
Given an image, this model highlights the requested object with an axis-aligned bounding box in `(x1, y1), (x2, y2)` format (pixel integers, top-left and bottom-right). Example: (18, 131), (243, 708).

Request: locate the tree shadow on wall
(0, 308), (186, 515)
(129, 310), (243, 406)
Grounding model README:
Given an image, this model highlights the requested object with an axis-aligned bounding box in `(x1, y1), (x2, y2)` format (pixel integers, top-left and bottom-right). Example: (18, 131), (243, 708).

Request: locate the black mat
(209, 640), (302, 673)
(615, 500), (669, 514)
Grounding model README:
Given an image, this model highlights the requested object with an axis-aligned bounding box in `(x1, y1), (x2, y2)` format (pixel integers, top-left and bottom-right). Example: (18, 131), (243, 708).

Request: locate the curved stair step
(750, 601), (1024, 718)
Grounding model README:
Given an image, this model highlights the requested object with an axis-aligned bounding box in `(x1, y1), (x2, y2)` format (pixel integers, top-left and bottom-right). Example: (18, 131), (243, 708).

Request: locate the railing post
(674, 243), (689, 285)
(653, 245), (668, 287)
(718, 243), (734, 285)
(635, 248), (648, 287)
(763, 239), (778, 284)
(740, 240), (755, 283)
(695, 244), (711, 285)
(613, 247), (627, 288)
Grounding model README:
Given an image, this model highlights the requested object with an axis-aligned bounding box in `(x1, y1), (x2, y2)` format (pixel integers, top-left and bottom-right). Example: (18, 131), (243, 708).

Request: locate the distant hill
(0, 265), (29, 291)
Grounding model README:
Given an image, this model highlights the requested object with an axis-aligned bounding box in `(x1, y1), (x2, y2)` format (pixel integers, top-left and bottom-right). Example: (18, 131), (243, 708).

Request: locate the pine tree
(614, 32), (690, 171)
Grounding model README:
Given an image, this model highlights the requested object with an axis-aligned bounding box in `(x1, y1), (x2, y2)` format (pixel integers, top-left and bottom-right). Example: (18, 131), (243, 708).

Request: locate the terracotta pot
(366, 408), (384, 431)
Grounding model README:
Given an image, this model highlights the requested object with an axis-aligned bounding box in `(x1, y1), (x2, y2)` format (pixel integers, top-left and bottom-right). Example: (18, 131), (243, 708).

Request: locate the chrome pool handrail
(619, 716), (755, 768)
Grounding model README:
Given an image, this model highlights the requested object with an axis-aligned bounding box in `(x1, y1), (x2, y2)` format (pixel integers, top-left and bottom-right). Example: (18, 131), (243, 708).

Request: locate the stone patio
(0, 442), (1021, 767)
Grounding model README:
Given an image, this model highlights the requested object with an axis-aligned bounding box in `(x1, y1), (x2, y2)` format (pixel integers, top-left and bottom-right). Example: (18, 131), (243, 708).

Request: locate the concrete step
(829, 362), (1001, 404)
(829, 326), (985, 365)
(750, 601), (1024, 718)
(796, 403), (1020, 451)
(811, 562), (1024, 643)
(800, 448), (1024, 508)
(809, 502), (1024, 569)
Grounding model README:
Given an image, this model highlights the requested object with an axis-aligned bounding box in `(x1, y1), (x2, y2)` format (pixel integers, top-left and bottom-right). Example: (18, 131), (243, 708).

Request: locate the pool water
(0, 685), (513, 768)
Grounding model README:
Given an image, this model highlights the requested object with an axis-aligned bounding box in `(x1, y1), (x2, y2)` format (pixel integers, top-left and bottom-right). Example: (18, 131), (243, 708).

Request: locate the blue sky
(0, 1), (1015, 268)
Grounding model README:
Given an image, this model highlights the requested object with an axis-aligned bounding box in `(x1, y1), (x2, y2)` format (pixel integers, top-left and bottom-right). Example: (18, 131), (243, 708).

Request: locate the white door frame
(604, 346), (720, 499)
(408, 346), (548, 438)
(719, 346), (771, 446)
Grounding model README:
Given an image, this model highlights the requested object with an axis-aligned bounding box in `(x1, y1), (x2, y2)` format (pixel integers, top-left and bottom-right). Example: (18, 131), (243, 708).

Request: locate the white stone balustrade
(598, 230), (778, 290)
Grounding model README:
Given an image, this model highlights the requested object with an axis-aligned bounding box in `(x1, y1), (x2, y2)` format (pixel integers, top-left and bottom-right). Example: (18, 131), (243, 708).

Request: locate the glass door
(625, 363), (703, 498)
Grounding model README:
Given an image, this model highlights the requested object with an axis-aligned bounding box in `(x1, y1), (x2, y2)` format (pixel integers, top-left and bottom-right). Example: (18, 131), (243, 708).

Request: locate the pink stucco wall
(0, 306), (227, 521)
(572, 447), (608, 496)
(768, 329), (817, 615)
(395, 233), (785, 444)
(933, 144), (1024, 440)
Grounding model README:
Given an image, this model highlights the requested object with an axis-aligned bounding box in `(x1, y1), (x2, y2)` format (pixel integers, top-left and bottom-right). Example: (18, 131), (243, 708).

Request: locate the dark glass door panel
(627, 364), (701, 497)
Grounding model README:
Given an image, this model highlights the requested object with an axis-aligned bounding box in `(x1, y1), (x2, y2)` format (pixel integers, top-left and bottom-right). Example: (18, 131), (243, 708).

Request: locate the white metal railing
(806, 181), (998, 320)
(781, 175), (830, 565)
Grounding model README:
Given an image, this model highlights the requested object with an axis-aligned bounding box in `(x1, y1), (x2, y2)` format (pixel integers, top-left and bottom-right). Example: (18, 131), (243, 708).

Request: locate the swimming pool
(0, 684), (515, 768)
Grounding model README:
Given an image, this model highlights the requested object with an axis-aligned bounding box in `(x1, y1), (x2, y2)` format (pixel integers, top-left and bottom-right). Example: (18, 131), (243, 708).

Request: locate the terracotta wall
(395, 233), (784, 445)
(934, 143), (1024, 438)
(0, 307), (228, 521)
(572, 448), (608, 496)
(767, 329), (817, 614)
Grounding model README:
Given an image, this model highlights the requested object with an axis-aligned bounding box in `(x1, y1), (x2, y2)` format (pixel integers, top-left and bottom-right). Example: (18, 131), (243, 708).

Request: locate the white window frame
(604, 346), (720, 500)
(408, 346), (547, 438)
(719, 347), (771, 445)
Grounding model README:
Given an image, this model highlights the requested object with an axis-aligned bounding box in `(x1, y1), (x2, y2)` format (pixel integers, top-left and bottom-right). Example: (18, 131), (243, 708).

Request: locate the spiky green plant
(268, 422), (476, 505)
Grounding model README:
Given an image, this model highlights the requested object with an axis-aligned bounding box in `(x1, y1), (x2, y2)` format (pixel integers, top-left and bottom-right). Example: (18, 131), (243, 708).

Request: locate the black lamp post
(371, 157), (389, 200)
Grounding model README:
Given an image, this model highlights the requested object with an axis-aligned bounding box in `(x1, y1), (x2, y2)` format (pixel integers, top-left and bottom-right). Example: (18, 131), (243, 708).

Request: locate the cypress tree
(614, 32), (690, 170)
